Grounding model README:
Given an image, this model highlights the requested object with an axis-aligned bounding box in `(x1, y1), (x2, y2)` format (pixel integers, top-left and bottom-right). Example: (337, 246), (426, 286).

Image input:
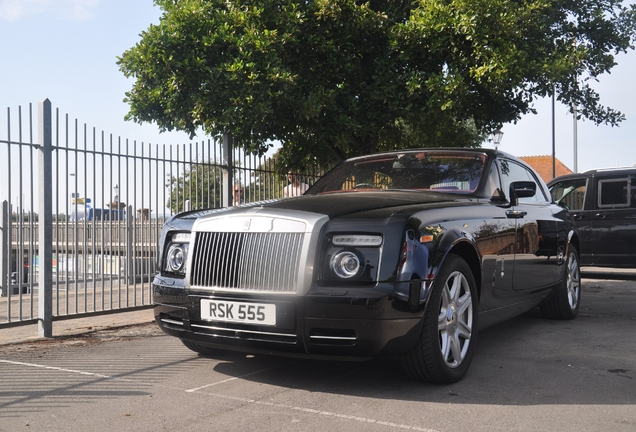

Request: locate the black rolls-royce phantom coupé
(153, 148), (580, 383)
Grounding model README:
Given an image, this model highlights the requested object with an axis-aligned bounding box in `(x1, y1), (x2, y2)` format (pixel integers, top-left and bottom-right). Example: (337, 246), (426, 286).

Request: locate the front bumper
(153, 279), (425, 359)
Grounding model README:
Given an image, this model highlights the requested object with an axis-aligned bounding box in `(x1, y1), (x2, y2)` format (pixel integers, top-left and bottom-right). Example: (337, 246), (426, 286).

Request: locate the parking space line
(1, 358), (441, 431)
(193, 388), (441, 432)
(185, 360), (298, 392)
(0, 359), (136, 382)
(1, 359), (111, 379)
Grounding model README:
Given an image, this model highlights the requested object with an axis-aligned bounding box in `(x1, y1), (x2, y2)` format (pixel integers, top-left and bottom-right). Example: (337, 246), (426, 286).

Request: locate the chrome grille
(190, 232), (304, 292)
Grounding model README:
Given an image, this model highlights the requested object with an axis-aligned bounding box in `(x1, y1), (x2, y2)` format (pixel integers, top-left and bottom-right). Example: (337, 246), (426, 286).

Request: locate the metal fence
(0, 99), (327, 335)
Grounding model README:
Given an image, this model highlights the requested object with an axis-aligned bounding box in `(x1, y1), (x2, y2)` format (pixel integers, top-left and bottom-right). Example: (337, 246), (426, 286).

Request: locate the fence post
(126, 204), (134, 285)
(38, 98), (53, 337)
(222, 133), (233, 207)
(0, 201), (7, 297)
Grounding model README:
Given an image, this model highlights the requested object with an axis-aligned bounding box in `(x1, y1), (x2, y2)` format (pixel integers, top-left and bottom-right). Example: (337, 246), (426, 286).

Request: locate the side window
(549, 178), (587, 211)
(598, 177), (631, 208)
(499, 159), (548, 204)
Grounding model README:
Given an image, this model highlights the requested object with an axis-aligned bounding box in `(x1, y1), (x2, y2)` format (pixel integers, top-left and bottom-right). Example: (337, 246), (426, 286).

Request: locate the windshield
(308, 151), (486, 194)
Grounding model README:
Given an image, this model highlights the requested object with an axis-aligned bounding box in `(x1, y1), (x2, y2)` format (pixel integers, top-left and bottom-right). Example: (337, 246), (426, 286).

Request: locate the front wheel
(540, 245), (581, 320)
(400, 254), (478, 384)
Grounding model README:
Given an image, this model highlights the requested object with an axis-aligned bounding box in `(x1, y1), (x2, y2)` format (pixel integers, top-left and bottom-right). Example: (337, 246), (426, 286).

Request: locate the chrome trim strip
(191, 323), (297, 339)
(160, 318), (185, 326)
(309, 335), (357, 341)
(191, 331), (298, 345)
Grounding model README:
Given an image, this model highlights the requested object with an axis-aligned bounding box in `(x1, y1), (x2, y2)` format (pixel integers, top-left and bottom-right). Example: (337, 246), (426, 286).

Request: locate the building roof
(519, 155), (573, 183)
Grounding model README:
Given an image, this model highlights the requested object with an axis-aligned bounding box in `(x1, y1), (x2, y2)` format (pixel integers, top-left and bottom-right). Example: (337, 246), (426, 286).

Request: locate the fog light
(331, 251), (361, 279)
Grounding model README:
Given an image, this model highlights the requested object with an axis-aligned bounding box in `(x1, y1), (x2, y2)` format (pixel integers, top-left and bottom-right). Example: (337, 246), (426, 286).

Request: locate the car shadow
(197, 298), (635, 406)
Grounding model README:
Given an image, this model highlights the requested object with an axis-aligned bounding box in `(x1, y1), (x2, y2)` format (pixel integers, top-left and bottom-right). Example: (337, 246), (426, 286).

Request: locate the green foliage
(166, 163), (222, 212)
(119, 0), (636, 167)
(245, 154), (284, 200)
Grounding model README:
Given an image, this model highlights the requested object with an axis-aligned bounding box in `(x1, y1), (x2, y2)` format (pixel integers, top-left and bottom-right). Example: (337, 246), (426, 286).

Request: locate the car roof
(548, 166), (636, 186)
(583, 166), (636, 174)
(342, 147), (522, 163)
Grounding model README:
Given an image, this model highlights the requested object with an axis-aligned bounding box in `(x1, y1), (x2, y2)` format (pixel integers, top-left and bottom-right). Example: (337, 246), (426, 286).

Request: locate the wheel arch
(567, 229), (580, 259)
(432, 230), (482, 303)
(399, 224), (483, 308)
(445, 240), (482, 301)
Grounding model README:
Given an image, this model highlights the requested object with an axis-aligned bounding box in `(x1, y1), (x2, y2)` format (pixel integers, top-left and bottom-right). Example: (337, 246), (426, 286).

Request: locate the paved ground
(0, 308), (156, 346)
(0, 268), (634, 432)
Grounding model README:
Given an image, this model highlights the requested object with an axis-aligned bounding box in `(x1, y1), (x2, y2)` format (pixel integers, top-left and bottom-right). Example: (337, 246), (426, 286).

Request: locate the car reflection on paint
(153, 148), (581, 384)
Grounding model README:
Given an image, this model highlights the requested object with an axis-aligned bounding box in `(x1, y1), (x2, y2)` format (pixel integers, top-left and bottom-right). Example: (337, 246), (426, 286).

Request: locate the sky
(1, 0), (636, 174)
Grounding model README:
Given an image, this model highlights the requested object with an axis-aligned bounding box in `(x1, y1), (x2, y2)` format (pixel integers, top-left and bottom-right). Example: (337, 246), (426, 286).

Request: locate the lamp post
(552, 88), (556, 179)
(492, 130), (504, 150)
(573, 103), (578, 173)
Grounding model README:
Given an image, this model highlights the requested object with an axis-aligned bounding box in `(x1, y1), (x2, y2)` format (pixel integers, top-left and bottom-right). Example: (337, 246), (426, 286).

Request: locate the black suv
(548, 167), (636, 268)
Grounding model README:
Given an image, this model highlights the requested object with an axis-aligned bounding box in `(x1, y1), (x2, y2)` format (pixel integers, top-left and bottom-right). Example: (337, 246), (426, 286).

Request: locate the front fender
(392, 224), (481, 310)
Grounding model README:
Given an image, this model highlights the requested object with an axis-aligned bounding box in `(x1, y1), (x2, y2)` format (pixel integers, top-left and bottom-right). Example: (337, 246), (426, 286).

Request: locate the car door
(499, 159), (560, 292)
(475, 161), (517, 303)
(591, 173), (636, 267)
(549, 176), (592, 265)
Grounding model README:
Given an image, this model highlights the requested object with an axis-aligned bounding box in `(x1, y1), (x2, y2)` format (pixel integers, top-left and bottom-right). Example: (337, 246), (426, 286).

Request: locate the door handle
(595, 213), (608, 219)
(506, 210), (527, 219)
(572, 214), (583, 220)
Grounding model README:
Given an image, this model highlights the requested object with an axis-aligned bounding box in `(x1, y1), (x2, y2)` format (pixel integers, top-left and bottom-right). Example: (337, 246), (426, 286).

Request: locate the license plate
(200, 299), (276, 326)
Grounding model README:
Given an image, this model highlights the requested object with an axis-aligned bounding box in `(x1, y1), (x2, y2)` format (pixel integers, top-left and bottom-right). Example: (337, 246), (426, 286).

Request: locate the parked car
(548, 167), (636, 268)
(153, 148), (580, 384)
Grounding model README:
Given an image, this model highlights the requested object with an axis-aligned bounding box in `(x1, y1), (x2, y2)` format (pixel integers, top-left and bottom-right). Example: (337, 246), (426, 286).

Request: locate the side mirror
(509, 181), (536, 206)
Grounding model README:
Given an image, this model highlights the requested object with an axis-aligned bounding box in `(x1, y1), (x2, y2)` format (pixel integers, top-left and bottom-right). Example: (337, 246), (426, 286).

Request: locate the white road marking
(193, 389), (441, 432)
(1, 358), (441, 432)
(185, 362), (296, 392)
(0, 359), (136, 382)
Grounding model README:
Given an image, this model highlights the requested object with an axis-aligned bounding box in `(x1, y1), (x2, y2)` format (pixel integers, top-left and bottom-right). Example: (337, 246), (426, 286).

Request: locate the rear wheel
(400, 254), (478, 384)
(181, 340), (219, 356)
(540, 245), (581, 320)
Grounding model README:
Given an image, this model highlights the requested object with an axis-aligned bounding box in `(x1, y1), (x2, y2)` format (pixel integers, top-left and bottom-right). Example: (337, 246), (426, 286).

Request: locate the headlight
(330, 250), (362, 278)
(164, 232), (191, 275)
(322, 232), (383, 282)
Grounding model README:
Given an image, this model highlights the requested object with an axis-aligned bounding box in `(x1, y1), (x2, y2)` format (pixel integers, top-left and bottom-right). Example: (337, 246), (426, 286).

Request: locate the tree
(166, 162), (222, 213)
(246, 152), (284, 201)
(118, 0), (636, 168)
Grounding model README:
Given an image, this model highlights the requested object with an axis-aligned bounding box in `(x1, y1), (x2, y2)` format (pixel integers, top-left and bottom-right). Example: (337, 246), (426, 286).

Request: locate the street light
(492, 130), (504, 150)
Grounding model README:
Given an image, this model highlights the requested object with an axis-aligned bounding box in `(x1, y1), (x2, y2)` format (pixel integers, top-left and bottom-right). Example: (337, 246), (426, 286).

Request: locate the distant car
(153, 148), (580, 384)
(548, 166), (636, 268)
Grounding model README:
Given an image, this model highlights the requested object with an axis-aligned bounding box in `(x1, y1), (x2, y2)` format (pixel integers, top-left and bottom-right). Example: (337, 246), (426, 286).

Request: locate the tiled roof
(519, 155), (573, 183)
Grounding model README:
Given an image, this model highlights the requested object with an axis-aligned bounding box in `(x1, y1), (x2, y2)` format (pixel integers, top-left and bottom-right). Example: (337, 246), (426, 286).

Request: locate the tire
(181, 340), (219, 356)
(540, 245), (581, 320)
(400, 254), (478, 384)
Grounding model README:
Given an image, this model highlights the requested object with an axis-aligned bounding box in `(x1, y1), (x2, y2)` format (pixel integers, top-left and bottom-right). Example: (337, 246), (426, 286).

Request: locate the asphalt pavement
(0, 308), (155, 346)
(0, 268), (634, 432)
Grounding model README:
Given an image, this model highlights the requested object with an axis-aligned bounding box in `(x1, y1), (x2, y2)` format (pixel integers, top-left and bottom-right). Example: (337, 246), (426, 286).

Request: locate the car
(153, 148), (581, 384)
(548, 166), (636, 268)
